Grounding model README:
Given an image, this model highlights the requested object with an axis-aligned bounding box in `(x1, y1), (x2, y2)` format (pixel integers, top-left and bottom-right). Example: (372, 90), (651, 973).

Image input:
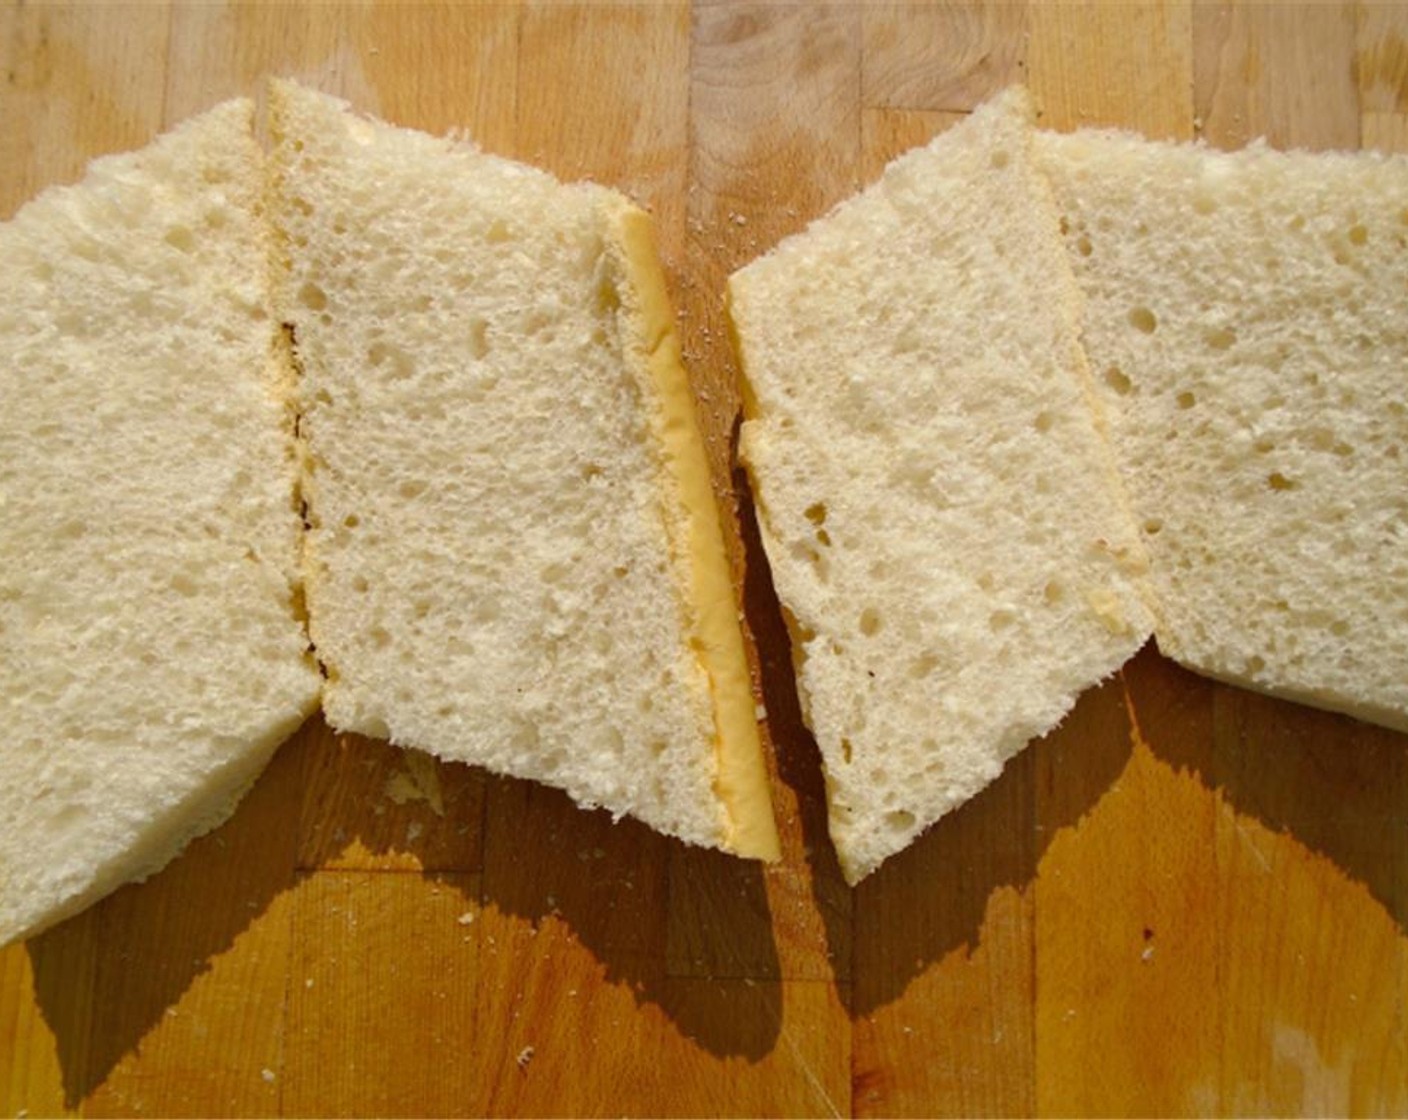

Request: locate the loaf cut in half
(728, 87), (1154, 883)
(268, 81), (779, 859)
(0, 100), (322, 946)
(1039, 129), (1408, 733)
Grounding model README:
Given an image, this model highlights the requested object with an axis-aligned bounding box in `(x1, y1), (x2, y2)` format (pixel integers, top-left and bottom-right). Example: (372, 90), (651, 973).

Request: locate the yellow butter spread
(612, 206), (781, 862)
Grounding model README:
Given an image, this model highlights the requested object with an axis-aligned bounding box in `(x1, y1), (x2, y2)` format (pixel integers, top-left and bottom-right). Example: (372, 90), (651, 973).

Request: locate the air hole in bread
(1348, 224), (1368, 246)
(298, 282), (328, 311)
(344, 514), (360, 529)
(398, 479), (428, 500)
(163, 226), (196, 253)
(1307, 427), (1339, 453)
(885, 810), (916, 833)
(792, 542), (828, 581)
(56, 519), (86, 540)
(47, 803), (90, 835)
(976, 572), (995, 592)
(1128, 306), (1158, 334)
(412, 599), (431, 620)
(170, 573), (198, 598)
(484, 218), (512, 243)
(351, 575), (369, 593)
(369, 626), (391, 649)
(1142, 518), (1163, 536)
(1176, 391), (1196, 410)
(815, 528), (832, 547)
(990, 149), (1010, 170)
(804, 501), (828, 526)
(1075, 234), (1093, 257)
(909, 653), (939, 679)
(988, 609), (1015, 631)
(1104, 365), (1133, 395)
(468, 318), (490, 359)
(1267, 472), (1298, 491)
(1044, 580), (1065, 603)
(858, 608), (881, 636)
(1192, 194), (1217, 216)
(1204, 326), (1236, 351)
(1289, 214), (1306, 232)
(593, 273), (622, 319)
(1033, 410), (1054, 433)
(446, 635), (474, 656)
(1244, 654), (1266, 674)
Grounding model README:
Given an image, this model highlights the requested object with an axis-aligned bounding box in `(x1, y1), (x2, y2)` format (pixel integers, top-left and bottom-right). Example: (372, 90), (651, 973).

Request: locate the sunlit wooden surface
(2, 3), (1406, 1115)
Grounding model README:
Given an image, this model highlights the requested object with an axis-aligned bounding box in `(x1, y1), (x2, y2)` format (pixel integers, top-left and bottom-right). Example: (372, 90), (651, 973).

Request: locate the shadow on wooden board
(737, 439), (1408, 1022)
(1114, 643), (1407, 936)
(735, 463), (853, 967)
(843, 641), (1404, 1021)
(26, 719), (311, 1109)
(26, 730), (783, 1106)
(474, 771), (783, 1063)
(1168, 655), (1407, 935)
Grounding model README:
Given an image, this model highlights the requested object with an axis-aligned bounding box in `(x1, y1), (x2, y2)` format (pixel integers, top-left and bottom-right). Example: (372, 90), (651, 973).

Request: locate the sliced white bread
(268, 81), (779, 860)
(0, 100), (322, 946)
(1038, 130), (1408, 733)
(727, 87), (1154, 884)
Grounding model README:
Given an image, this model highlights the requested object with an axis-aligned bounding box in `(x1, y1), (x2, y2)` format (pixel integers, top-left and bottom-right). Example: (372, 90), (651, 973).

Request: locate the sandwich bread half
(1039, 130), (1408, 733)
(728, 87), (1154, 883)
(0, 100), (322, 946)
(268, 81), (779, 860)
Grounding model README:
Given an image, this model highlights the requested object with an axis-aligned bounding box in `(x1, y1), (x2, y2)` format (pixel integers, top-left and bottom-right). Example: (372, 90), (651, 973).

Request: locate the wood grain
(283, 871), (481, 1118)
(1193, 1), (1360, 150)
(1034, 653), (1222, 1117)
(2, 3), (1407, 1116)
(1027, 0), (1195, 139)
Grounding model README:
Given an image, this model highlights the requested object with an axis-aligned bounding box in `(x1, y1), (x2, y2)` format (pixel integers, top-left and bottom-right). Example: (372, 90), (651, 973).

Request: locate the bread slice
(0, 100), (322, 946)
(727, 87), (1154, 883)
(267, 81), (779, 860)
(1038, 129), (1408, 733)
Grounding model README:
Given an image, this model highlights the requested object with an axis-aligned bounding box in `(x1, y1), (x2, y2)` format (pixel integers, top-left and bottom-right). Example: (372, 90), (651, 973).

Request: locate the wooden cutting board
(2, 3), (1406, 1115)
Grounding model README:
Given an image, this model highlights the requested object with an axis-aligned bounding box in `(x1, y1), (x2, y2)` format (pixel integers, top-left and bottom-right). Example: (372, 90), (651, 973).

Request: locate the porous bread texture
(268, 81), (775, 855)
(1039, 130), (1408, 733)
(729, 87), (1155, 884)
(0, 100), (322, 946)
